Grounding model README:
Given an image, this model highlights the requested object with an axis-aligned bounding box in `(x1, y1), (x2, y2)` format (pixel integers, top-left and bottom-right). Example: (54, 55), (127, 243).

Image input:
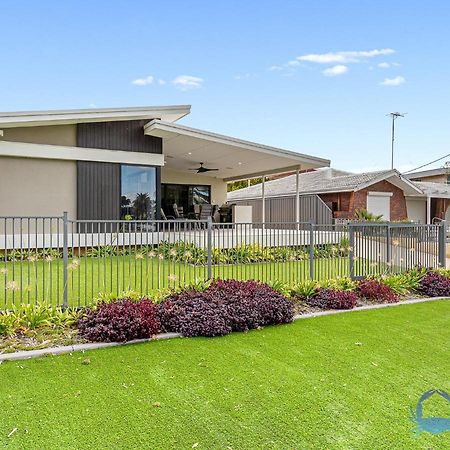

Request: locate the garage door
(366, 192), (391, 220)
(406, 198), (427, 223)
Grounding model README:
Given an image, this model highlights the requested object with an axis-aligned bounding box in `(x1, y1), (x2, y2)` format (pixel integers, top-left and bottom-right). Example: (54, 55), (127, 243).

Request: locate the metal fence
(0, 214), (446, 309)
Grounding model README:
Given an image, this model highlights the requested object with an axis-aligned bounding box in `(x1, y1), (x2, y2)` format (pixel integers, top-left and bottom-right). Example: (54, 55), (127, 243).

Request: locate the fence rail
(0, 215), (446, 309)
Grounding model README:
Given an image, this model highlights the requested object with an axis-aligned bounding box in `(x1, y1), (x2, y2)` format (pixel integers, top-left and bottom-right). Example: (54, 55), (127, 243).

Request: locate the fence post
(349, 223), (355, 280)
(207, 216), (212, 279)
(438, 221), (446, 269)
(309, 222), (314, 279)
(386, 223), (391, 271)
(62, 211), (68, 308)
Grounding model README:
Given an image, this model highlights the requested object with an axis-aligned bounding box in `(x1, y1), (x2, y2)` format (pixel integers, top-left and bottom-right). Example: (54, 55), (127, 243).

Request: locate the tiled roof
(414, 181), (450, 197)
(227, 167), (406, 200)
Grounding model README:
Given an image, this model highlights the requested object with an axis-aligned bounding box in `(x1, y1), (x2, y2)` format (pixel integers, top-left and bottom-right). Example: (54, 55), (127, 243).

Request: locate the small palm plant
(354, 209), (384, 222)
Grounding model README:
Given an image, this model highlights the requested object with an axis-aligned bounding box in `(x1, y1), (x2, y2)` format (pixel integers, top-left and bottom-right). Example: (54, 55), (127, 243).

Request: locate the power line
(404, 152), (450, 173)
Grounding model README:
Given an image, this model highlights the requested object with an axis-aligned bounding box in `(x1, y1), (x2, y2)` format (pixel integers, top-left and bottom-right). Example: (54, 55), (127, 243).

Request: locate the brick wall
(319, 180), (408, 220)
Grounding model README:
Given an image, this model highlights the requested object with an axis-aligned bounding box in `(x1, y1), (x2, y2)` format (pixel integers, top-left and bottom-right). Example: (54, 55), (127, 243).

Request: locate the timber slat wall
(77, 120), (162, 154)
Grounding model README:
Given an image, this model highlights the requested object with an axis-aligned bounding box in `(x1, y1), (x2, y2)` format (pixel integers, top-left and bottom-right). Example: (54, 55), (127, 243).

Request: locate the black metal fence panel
(0, 216), (445, 309)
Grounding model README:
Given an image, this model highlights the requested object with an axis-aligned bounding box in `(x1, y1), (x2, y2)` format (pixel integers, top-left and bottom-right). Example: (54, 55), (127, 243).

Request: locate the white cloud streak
(378, 62), (391, 68)
(132, 75), (154, 86)
(322, 65), (348, 76)
(380, 75), (405, 86)
(297, 48), (395, 64)
(173, 75), (204, 90)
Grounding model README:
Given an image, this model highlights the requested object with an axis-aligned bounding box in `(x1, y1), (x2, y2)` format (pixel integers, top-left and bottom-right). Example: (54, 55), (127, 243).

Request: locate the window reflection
(121, 165), (156, 220)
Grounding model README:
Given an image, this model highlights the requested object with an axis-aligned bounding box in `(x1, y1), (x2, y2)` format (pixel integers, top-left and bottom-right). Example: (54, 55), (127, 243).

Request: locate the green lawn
(1, 301), (449, 449)
(0, 255), (360, 307)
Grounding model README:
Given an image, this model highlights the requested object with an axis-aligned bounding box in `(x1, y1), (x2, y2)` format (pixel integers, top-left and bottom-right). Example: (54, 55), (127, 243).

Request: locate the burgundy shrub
(158, 290), (231, 337)
(305, 288), (358, 310)
(78, 299), (160, 342)
(357, 279), (398, 303)
(418, 271), (450, 297)
(209, 279), (294, 331)
(158, 280), (294, 337)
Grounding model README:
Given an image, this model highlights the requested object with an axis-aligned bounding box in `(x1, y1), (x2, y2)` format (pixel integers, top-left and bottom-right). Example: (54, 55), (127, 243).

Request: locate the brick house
(227, 168), (425, 223)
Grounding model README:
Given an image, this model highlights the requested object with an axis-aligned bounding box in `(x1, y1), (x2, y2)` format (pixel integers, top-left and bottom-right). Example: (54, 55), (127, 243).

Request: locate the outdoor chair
(172, 203), (184, 219)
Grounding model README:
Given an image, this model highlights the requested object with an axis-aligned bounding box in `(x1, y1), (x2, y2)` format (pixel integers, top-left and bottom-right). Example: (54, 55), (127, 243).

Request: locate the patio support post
(295, 168), (300, 229)
(62, 211), (68, 308)
(426, 196), (431, 224)
(261, 175), (266, 229)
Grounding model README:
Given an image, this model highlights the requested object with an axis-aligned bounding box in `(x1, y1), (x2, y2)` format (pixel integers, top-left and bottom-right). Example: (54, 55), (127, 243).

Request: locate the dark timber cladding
(77, 120), (162, 154)
(77, 161), (120, 221)
(76, 120), (162, 221)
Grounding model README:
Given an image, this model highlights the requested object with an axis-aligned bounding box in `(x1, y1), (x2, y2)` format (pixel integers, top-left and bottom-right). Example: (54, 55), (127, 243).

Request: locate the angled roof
(145, 119), (330, 181)
(0, 105), (191, 128)
(414, 181), (450, 198)
(405, 167), (450, 180)
(227, 167), (423, 201)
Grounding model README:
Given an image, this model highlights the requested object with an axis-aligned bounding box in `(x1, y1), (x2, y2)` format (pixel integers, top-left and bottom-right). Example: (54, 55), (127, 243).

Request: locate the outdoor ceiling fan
(189, 162), (219, 173)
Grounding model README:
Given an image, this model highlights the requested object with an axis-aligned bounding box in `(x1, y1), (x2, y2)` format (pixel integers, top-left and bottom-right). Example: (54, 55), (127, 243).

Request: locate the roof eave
(0, 105), (191, 128)
(145, 119), (331, 174)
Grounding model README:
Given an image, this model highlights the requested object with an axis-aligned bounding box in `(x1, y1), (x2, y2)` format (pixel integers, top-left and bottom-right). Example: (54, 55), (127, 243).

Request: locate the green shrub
(0, 304), (82, 334)
(354, 209), (383, 221)
(291, 280), (319, 299)
(266, 280), (291, 297)
(320, 277), (357, 292)
(0, 311), (17, 336)
(378, 269), (425, 295)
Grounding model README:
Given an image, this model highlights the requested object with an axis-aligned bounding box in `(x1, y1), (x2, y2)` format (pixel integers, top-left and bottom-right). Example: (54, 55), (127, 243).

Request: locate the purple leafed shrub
(157, 290), (231, 337)
(305, 288), (358, 310)
(418, 271), (450, 297)
(210, 280), (294, 331)
(158, 280), (294, 337)
(78, 299), (160, 342)
(357, 279), (398, 303)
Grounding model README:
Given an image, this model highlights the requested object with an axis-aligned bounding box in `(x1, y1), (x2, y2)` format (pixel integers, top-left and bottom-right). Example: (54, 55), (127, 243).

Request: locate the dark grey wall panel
(77, 120), (162, 154)
(232, 194), (333, 225)
(77, 161), (121, 220)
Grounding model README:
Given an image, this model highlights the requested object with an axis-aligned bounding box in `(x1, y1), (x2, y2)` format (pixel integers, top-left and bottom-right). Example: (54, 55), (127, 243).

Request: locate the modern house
(227, 167), (449, 224)
(0, 105), (330, 221)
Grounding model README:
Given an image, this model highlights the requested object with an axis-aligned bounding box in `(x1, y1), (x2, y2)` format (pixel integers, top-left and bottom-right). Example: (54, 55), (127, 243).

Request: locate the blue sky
(1, 0), (449, 172)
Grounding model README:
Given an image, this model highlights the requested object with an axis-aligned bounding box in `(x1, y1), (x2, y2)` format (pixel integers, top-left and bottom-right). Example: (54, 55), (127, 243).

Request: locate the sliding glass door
(162, 184), (211, 217)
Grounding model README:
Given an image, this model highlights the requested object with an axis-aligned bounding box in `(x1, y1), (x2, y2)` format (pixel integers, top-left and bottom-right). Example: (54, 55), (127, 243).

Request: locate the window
(161, 184), (211, 217)
(121, 165), (157, 219)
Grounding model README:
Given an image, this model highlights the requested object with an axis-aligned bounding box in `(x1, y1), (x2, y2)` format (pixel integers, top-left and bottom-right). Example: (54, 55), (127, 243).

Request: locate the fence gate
(348, 222), (446, 280)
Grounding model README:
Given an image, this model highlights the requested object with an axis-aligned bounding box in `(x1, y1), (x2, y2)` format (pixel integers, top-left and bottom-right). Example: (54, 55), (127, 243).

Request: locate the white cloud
(173, 75), (204, 90)
(132, 75), (154, 86)
(234, 73), (254, 80)
(158, 79), (166, 85)
(297, 48), (395, 64)
(322, 65), (348, 76)
(287, 60), (300, 67)
(380, 75), (405, 86)
(268, 65), (283, 71)
(378, 62), (390, 68)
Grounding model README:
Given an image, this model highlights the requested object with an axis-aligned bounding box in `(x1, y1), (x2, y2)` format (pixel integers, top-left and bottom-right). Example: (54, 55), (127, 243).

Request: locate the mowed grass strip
(0, 256), (355, 307)
(1, 301), (449, 449)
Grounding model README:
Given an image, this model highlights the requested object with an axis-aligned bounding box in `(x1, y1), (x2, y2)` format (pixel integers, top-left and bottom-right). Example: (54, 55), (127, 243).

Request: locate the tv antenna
(387, 112), (407, 169)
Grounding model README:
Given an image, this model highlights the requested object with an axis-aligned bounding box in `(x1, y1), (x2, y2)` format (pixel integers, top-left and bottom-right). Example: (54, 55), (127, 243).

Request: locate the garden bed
(2, 267), (450, 357)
